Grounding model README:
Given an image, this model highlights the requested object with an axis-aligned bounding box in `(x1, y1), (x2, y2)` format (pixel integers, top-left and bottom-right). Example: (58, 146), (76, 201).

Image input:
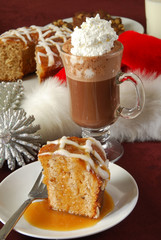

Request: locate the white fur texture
(21, 77), (81, 143)
(111, 71), (161, 142)
(22, 72), (161, 143)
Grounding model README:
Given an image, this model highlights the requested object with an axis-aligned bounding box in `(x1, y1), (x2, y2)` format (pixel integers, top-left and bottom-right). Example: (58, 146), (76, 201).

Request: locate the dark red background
(0, 0), (146, 34)
(0, 1), (161, 240)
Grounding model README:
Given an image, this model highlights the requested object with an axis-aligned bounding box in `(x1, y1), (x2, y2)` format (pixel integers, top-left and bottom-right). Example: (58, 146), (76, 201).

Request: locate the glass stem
(81, 126), (111, 145)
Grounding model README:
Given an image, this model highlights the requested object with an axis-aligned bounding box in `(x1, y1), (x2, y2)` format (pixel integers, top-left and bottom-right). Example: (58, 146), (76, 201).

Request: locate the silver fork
(0, 170), (48, 240)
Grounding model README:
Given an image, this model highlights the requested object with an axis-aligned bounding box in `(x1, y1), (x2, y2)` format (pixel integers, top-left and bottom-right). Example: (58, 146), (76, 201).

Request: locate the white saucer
(0, 162), (138, 239)
(64, 16), (144, 34)
(115, 16), (144, 33)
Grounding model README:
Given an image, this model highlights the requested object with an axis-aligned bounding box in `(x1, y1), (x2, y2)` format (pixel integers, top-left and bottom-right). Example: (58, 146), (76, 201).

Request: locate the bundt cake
(0, 24), (72, 82)
(38, 136), (110, 219)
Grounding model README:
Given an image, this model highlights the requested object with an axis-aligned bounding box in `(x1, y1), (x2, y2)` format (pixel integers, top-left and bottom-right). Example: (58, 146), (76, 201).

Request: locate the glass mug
(60, 40), (145, 161)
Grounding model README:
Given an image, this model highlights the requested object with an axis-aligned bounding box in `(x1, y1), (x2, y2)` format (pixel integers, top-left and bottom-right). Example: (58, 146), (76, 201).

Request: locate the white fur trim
(21, 72), (161, 143)
(111, 71), (161, 142)
(21, 77), (81, 143)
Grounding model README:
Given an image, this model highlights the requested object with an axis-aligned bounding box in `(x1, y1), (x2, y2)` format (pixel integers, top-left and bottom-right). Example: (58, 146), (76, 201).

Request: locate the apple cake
(38, 136), (110, 218)
(0, 24), (72, 82)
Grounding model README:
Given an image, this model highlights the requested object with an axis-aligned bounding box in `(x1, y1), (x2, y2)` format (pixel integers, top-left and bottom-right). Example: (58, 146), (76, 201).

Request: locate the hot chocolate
(61, 40), (123, 128)
(61, 14), (145, 161)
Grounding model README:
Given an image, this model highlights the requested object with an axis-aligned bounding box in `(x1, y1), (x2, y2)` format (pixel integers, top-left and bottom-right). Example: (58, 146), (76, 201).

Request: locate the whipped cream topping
(71, 14), (118, 56)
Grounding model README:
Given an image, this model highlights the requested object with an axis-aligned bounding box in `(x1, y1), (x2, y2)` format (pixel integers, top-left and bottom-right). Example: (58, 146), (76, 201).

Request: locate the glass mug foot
(81, 126), (124, 162)
(102, 137), (124, 162)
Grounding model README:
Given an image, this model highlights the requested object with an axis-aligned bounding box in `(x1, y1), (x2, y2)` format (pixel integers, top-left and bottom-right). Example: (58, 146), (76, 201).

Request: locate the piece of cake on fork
(38, 136), (110, 219)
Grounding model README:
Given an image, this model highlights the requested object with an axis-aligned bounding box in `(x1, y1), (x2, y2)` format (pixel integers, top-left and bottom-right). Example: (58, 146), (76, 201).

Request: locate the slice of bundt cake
(35, 24), (72, 82)
(0, 27), (36, 82)
(38, 136), (110, 219)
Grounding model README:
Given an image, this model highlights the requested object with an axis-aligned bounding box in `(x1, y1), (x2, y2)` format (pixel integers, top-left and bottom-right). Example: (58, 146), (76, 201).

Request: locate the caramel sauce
(24, 191), (114, 231)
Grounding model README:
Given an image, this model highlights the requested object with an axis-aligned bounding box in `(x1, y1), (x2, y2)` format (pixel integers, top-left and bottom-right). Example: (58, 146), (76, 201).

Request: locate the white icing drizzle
(1, 28), (29, 45)
(54, 149), (96, 169)
(37, 52), (47, 64)
(41, 136), (110, 180)
(94, 207), (100, 219)
(0, 24), (72, 67)
(32, 24), (71, 67)
(39, 152), (52, 156)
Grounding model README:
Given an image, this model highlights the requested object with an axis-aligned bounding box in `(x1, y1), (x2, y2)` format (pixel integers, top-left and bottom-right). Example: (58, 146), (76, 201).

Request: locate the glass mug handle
(116, 71), (145, 119)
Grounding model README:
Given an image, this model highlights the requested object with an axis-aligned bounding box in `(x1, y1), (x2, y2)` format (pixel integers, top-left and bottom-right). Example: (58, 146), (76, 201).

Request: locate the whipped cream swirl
(71, 14), (118, 56)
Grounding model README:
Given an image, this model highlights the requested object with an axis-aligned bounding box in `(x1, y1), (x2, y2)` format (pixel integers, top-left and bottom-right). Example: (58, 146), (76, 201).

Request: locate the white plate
(114, 16), (144, 33)
(0, 162), (138, 239)
(65, 16), (144, 34)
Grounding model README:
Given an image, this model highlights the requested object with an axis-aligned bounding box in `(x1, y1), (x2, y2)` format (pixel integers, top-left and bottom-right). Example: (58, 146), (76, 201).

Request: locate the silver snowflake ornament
(0, 108), (42, 170)
(0, 80), (24, 113)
